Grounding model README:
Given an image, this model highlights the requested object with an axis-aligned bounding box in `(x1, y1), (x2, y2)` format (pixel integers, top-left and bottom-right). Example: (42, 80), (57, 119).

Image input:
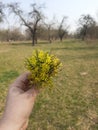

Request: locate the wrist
(0, 116), (21, 130)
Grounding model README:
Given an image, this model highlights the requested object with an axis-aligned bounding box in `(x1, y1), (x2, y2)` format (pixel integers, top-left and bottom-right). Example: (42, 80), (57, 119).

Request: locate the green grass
(0, 40), (98, 130)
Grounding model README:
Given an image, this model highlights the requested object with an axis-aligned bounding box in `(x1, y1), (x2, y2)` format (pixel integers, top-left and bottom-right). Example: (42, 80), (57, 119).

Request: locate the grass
(0, 40), (98, 130)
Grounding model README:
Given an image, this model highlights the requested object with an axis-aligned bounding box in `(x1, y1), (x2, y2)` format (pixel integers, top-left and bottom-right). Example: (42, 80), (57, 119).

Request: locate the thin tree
(0, 2), (5, 23)
(8, 3), (44, 45)
(58, 16), (68, 42)
(78, 14), (95, 40)
(44, 20), (55, 43)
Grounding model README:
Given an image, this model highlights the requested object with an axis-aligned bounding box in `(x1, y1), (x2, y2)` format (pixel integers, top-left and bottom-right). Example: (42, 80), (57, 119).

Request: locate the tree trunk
(60, 36), (63, 42)
(35, 34), (37, 44)
(48, 35), (52, 43)
(82, 27), (87, 41)
(31, 35), (35, 46)
(31, 30), (37, 46)
(48, 28), (52, 43)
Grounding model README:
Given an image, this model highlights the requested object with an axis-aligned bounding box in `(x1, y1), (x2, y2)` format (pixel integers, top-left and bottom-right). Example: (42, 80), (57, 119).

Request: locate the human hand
(0, 72), (38, 130)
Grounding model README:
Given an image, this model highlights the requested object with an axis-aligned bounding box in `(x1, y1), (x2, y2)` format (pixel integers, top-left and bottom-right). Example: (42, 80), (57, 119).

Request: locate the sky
(2, 0), (98, 32)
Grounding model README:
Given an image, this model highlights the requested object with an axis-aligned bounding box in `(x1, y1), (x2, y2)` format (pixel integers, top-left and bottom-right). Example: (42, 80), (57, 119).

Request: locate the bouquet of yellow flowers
(25, 50), (62, 89)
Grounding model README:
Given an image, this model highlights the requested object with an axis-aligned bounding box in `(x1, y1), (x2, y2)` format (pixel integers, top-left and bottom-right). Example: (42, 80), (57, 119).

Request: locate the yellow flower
(25, 50), (62, 89)
(46, 56), (51, 64)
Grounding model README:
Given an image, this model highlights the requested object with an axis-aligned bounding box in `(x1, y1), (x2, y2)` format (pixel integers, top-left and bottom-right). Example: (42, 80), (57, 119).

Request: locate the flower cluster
(25, 50), (62, 89)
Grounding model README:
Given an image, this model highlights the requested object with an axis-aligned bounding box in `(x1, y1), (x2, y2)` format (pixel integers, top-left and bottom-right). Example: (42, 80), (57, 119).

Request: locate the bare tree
(78, 14), (95, 40)
(45, 23), (53, 43)
(8, 3), (44, 45)
(58, 16), (68, 42)
(44, 18), (55, 43)
(0, 2), (5, 23)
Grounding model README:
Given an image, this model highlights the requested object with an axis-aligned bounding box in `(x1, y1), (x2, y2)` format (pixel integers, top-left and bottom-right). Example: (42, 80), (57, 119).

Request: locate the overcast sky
(2, 0), (98, 32)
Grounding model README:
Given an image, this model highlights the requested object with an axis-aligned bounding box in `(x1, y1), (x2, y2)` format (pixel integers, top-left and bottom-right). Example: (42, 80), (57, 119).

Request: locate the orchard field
(0, 40), (98, 130)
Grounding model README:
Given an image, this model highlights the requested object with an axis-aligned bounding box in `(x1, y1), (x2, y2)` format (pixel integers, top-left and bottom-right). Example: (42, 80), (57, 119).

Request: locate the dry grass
(0, 40), (98, 130)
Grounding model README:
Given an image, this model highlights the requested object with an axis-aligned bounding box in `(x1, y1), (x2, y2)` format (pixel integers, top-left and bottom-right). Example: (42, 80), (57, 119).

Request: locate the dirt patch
(0, 49), (10, 53)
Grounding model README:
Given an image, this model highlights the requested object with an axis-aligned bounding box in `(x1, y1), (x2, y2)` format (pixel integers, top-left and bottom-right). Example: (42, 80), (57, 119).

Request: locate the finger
(10, 72), (31, 91)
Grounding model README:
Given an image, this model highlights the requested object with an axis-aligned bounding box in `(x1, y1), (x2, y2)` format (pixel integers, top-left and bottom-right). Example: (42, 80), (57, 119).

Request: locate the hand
(0, 72), (38, 130)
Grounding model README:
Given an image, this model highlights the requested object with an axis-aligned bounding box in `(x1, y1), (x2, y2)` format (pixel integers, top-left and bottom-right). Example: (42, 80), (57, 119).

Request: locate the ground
(0, 40), (98, 130)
